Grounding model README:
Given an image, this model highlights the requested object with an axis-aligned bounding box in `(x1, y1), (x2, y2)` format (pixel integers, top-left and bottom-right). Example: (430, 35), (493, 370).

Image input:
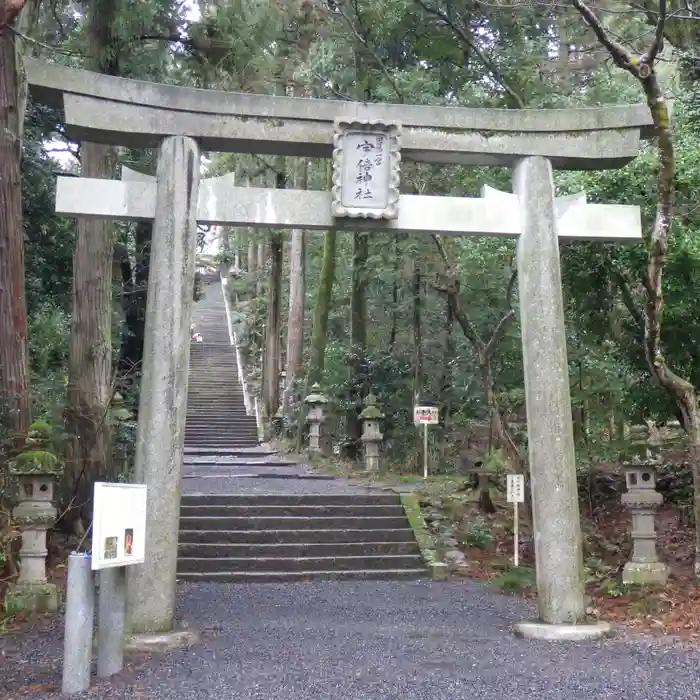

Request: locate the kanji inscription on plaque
(331, 119), (401, 220)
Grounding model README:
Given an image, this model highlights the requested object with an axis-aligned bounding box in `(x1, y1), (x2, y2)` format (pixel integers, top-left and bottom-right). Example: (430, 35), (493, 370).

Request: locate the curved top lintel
(27, 59), (654, 138)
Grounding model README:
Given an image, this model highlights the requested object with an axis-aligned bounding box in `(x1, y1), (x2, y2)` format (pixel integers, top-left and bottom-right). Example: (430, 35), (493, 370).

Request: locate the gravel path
(2, 580), (699, 699)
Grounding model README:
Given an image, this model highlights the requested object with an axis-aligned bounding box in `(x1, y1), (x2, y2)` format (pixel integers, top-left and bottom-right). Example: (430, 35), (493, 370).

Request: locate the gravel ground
(2, 580), (699, 700)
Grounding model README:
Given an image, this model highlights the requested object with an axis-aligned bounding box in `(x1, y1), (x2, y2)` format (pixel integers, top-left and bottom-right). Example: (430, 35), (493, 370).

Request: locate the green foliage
(491, 565), (536, 592)
(600, 579), (633, 598)
(461, 518), (494, 550)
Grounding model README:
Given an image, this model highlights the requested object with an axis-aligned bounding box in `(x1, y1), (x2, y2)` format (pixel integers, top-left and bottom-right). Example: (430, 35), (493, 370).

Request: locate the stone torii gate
(27, 58), (650, 640)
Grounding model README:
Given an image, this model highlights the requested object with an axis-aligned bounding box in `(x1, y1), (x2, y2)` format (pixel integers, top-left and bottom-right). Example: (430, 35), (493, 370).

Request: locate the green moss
(400, 492), (438, 566)
(10, 449), (61, 475)
(28, 420), (52, 439)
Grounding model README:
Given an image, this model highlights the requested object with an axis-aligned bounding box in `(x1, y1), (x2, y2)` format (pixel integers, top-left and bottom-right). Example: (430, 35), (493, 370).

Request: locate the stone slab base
(125, 629), (199, 653)
(622, 561), (669, 586)
(430, 562), (448, 581)
(4, 582), (59, 615)
(513, 620), (613, 641)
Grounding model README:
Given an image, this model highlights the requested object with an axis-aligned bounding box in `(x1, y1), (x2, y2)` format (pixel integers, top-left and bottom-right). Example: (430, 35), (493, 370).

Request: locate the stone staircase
(185, 283), (259, 450)
(178, 281), (427, 583)
(177, 493), (425, 582)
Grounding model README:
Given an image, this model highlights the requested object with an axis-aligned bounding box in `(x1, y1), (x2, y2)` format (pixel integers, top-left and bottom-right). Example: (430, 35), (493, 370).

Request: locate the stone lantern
(304, 383), (329, 454)
(360, 393), (384, 471)
(621, 461), (668, 586)
(4, 424), (61, 614)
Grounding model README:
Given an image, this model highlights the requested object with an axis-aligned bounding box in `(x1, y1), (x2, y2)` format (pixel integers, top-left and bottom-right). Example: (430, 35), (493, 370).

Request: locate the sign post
(506, 474), (525, 567)
(92, 482), (147, 678)
(62, 482), (147, 695)
(413, 406), (439, 479)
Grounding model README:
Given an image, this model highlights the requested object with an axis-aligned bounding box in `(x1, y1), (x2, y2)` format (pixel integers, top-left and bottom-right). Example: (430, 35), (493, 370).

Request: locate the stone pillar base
(125, 629), (199, 653)
(622, 561), (669, 586)
(4, 581), (59, 614)
(513, 620), (613, 641)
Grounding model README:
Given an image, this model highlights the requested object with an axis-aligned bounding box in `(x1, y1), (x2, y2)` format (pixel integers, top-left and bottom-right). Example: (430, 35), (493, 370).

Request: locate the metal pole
(514, 502), (520, 568)
(423, 423), (428, 479)
(62, 552), (95, 695)
(97, 566), (126, 677)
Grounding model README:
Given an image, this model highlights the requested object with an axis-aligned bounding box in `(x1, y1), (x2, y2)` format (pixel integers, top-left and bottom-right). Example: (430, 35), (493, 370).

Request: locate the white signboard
(91, 482), (147, 571)
(332, 119), (400, 220)
(414, 406), (439, 425)
(341, 130), (391, 210)
(506, 474), (525, 504)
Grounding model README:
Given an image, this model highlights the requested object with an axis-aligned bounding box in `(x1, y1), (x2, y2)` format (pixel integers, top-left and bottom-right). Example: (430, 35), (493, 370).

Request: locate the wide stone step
(185, 425), (258, 430)
(178, 528), (416, 544)
(180, 494), (400, 506)
(179, 504), (405, 518)
(176, 569), (426, 583)
(177, 541), (420, 558)
(179, 516), (409, 531)
(183, 447), (274, 455)
(184, 438), (259, 444)
(177, 554), (423, 573)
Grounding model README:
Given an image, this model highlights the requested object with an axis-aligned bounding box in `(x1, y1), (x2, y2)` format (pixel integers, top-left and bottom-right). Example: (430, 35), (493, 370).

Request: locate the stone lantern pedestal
(360, 394), (384, 471)
(5, 445), (61, 614)
(304, 384), (329, 455)
(621, 462), (668, 586)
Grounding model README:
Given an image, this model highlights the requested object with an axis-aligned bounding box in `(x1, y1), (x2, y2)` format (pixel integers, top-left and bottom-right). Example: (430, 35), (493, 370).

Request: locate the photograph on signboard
(124, 528), (134, 556)
(91, 482), (147, 570)
(104, 536), (118, 560)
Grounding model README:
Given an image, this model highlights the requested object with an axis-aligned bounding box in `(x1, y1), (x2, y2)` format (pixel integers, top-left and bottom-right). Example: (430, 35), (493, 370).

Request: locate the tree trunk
(247, 239), (256, 277)
(412, 260), (423, 403)
(256, 241), (265, 296)
(347, 231), (368, 444)
(119, 221), (151, 379)
(306, 229), (338, 387)
(439, 297), (455, 418)
(64, 141), (117, 522)
(263, 232), (283, 419)
(0, 9), (29, 442)
(389, 236), (400, 352)
(64, 0), (120, 526)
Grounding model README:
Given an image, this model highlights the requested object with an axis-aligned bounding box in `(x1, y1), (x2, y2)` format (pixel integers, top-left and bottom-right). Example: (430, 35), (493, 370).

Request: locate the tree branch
(335, 2), (404, 102)
(484, 267), (518, 358)
(610, 266), (644, 329)
(413, 0), (527, 108)
(431, 234), (484, 350)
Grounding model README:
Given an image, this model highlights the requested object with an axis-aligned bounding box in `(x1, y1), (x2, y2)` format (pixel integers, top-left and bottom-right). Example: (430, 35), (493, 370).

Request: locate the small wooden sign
(506, 474), (525, 503)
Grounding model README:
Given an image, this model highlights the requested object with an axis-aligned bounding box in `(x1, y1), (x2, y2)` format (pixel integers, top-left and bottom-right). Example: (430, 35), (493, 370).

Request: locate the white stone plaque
(506, 474), (525, 504)
(332, 119), (400, 220)
(91, 482), (147, 570)
(414, 406), (439, 425)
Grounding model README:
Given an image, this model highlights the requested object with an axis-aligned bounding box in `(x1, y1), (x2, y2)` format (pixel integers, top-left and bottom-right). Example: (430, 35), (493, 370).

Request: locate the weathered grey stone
(126, 136), (200, 635)
(621, 463), (668, 586)
(25, 59), (653, 168)
(125, 629), (199, 653)
(360, 394), (384, 471)
(513, 620), (613, 641)
(305, 385), (329, 456)
(56, 174), (642, 243)
(5, 463), (59, 614)
(514, 156), (586, 625)
(443, 549), (467, 572)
